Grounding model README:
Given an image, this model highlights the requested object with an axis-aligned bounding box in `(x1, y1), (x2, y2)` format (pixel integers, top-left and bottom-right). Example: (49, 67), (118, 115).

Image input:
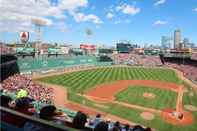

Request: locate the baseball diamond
(37, 66), (197, 131)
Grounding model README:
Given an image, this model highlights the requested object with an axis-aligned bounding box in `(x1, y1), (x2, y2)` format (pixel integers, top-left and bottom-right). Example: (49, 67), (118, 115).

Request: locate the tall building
(182, 38), (189, 48)
(161, 36), (173, 49)
(183, 38), (189, 44)
(174, 29), (181, 49)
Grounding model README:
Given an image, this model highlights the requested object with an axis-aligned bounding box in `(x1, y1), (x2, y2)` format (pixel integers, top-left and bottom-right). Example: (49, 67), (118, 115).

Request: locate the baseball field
(38, 66), (197, 131)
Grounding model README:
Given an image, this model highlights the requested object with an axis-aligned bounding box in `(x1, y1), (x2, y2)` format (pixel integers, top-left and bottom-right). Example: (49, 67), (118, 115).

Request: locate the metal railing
(0, 106), (78, 131)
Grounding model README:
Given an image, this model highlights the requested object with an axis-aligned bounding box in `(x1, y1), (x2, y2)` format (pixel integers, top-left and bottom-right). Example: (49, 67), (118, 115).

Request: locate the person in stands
(15, 97), (34, 125)
(144, 127), (152, 131)
(111, 127), (120, 131)
(1, 96), (34, 127)
(0, 95), (13, 123)
(121, 124), (130, 131)
(72, 111), (88, 129)
(39, 105), (68, 124)
(133, 125), (145, 131)
(0, 95), (12, 107)
(113, 121), (122, 130)
(88, 113), (102, 128)
(106, 119), (113, 130)
(24, 105), (66, 131)
(94, 121), (108, 131)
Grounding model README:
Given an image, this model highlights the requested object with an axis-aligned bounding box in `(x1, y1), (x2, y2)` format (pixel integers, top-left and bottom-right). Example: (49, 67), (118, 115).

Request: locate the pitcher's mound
(184, 105), (197, 111)
(140, 112), (155, 120)
(143, 92), (156, 99)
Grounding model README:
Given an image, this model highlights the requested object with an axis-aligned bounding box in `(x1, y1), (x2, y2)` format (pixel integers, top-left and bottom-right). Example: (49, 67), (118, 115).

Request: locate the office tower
(183, 38), (189, 44)
(174, 29), (181, 49)
(161, 36), (172, 49)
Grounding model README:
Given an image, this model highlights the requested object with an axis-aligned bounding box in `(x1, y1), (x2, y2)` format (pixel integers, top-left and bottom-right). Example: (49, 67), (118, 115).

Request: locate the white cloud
(116, 4), (141, 15)
(113, 19), (131, 24)
(0, 0), (62, 32)
(59, 0), (88, 11)
(153, 20), (168, 26)
(54, 21), (71, 33)
(0, 0), (102, 32)
(154, 0), (166, 6)
(60, 0), (102, 25)
(106, 13), (114, 19)
(71, 12), (103, 24)
(193, 8), (197, 12)
(0, 21), (34, 32)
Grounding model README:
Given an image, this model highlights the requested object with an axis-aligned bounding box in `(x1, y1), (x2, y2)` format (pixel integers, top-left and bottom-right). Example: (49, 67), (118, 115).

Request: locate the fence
(17, 55), (98, 72)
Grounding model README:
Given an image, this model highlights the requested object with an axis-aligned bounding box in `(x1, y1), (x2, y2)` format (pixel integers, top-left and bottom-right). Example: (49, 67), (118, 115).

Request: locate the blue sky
(0, 0), (197, 47)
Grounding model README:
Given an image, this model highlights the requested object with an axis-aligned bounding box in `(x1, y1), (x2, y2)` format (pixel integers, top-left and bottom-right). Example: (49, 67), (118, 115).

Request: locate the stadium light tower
(33, 0), (55, 57)
(31, 19), (46, 57)
(85, 28), (93, 44)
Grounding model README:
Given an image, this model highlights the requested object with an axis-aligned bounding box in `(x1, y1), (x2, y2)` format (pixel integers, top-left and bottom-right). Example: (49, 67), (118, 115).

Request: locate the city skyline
(0, 0), (197, 46)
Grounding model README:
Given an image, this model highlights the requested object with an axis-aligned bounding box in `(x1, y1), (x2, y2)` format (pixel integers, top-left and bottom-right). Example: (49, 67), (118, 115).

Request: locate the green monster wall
(17, 55), (112, 72)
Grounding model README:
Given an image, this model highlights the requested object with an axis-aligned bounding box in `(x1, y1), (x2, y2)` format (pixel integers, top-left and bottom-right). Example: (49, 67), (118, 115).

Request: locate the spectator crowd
(1, 74), (53, 103)
(109, 54), (162, 67)
(166, 63), (197, 83)
(191, 53), (197, 61)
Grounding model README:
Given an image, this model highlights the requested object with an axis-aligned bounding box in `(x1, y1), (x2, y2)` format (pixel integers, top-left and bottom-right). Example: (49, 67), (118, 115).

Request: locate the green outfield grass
(115, 85), (177, 109)
(39, 67), (181, 93)
(38, 67), (197, 131)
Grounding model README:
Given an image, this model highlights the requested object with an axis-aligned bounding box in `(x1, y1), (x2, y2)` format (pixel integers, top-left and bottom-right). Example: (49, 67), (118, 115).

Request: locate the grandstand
(162, 52), (197, 84)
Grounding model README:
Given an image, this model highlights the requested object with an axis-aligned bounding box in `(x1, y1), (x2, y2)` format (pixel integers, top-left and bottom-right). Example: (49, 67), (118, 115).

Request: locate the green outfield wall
(17, 56), (112, 72)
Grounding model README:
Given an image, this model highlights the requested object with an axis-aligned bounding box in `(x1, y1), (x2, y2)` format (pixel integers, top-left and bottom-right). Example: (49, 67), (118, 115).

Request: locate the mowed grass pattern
(115, 86), (177, 109)
(39, 67), (180, 93)
(39, 67), (197, 131)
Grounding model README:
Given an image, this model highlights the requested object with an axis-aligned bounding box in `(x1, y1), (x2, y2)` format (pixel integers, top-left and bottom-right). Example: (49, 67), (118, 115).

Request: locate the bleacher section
(163, 56), (197, 83)
(109, 54), (162, 66)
